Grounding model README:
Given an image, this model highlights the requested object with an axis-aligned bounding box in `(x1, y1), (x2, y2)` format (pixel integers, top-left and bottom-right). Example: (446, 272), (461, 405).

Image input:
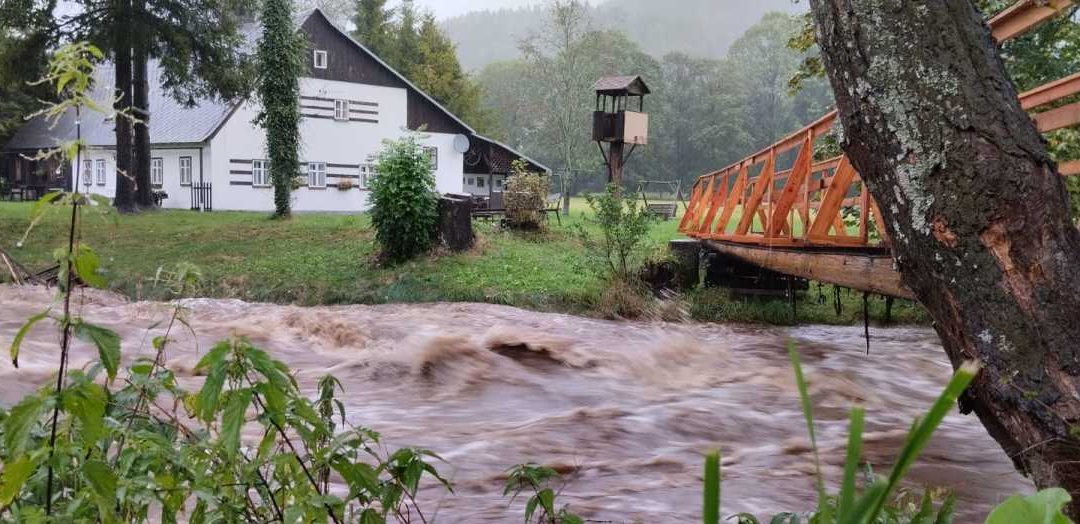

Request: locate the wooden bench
(647, 202), (677, 220)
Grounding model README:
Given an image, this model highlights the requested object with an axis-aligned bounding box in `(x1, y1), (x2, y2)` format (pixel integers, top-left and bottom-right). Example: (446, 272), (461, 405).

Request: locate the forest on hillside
(473, 9), (834, 194)
(441, 0), (801, 71)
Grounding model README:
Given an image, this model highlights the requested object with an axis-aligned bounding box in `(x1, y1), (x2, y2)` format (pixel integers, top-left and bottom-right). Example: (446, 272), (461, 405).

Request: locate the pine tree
(257, 0), (304, 218)
(351, 0), (392, 58)
(415, 13), (490, 130)
(393, 0), (421, 79)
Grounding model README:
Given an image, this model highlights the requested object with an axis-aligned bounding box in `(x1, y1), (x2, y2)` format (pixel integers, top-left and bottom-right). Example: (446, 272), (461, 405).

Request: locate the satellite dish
(452, 134), (471, 154)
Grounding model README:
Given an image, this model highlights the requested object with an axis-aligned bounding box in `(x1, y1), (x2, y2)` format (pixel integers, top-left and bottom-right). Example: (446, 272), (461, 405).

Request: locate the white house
(1, 9), (546, 212)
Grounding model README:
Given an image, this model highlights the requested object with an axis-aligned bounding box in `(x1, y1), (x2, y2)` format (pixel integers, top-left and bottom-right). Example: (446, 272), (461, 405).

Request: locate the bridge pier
(668, 239), (702, 290)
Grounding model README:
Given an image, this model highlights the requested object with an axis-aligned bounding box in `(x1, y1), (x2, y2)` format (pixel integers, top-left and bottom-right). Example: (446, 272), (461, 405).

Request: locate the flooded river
(0, 285), (1030, 522)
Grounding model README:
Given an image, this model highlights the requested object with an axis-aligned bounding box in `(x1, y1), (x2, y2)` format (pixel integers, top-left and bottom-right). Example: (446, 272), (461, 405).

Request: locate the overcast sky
(407, 0), (594, 19)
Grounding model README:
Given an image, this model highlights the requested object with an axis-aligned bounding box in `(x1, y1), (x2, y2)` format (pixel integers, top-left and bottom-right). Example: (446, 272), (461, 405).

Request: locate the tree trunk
(132, 1), (153, 209)
(112, 0), (136, 213)
(809, 0), (1080, 516)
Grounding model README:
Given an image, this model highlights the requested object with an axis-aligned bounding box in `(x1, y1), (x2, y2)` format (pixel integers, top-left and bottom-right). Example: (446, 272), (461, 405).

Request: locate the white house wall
(70, 146), (205, 211)
(209, 77), (465, 213)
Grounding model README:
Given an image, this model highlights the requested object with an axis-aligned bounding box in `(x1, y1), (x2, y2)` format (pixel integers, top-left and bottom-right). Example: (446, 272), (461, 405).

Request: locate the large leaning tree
(807, 0), (1080, 515)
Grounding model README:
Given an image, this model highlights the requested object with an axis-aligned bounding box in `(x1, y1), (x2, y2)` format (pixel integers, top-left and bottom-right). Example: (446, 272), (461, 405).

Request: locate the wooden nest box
(592, 75), (650, 145)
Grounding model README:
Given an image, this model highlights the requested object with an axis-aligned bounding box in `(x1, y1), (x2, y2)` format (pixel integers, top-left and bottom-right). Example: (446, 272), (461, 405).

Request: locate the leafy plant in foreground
(504, 463), (583, 524)
(706, 345), (1073, 524)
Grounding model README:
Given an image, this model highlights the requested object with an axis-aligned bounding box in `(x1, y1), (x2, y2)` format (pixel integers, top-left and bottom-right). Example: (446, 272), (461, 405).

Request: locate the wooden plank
(688, 175), (716, 233)
(1033, 101), (1080, 132)
(1061, 160), (1080, 176)
(768, 133), (814, 236)
(704, 240), (914, 299)
(698, 173), (730, 234)
(807, 156), (857, 238)
(713, 165), (748, 236)
(677, 182), (704, 231)
(735, 153), (775, 235)
(1020, 72), (1080, 110)
(871, 200), (889, 245)
(989, 0), (1076, 42)
(859, 181), (871, 243)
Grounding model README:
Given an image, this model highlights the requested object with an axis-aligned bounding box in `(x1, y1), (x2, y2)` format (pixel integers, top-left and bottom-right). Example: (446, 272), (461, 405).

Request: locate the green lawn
(0, 199), (923, 324)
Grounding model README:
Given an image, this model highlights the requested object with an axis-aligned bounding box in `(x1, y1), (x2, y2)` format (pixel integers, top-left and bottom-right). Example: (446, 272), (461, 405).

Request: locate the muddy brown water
(0, 286), (1031, 522)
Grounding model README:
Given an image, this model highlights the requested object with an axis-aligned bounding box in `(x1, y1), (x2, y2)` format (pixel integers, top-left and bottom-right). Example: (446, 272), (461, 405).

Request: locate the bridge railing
(680, 0), (1080, 247)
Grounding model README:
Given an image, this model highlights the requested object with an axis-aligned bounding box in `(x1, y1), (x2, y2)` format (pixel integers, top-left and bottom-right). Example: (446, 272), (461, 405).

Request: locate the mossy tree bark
(809, 0), (1080, 515)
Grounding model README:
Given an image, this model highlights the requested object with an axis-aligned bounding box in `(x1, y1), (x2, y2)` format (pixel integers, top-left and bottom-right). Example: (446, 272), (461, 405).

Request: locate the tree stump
(438, 194), (474, 252)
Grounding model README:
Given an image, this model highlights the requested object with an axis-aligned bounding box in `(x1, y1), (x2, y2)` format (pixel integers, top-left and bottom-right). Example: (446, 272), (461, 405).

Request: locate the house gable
(299, 11), (472, 136)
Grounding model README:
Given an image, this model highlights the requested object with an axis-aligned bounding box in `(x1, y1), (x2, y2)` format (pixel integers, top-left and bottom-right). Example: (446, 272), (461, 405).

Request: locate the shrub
(576, 184), (655, 281)
(369, 135), (439, 262)
(504, 159), (550, 230)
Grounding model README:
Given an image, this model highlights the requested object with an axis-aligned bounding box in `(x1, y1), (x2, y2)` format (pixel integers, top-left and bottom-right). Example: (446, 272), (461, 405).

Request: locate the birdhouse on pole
(592, 75), (650, 190)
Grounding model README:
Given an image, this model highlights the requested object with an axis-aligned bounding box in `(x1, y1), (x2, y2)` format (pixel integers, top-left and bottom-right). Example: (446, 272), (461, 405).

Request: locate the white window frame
(476, 177), (485, 188)
(424, 146), (438, 170)
(252, 159), (270, 187)
(334, 100), (349, 121)
(359, 164), (374, 189)
(94, 159), (106, 186)
(151, 157), (163, 186)
(313, 49), (328, 69)
(466, 177), (474, 185)
(179, 156), (192, 186)
(82, 159), (92, 186)
(307, 162), (327, 188)
(495, 178), (503, 189)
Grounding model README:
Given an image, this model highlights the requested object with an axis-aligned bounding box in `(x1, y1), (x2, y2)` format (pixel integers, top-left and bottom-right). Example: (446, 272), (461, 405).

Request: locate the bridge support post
(668, 239), (701, 290)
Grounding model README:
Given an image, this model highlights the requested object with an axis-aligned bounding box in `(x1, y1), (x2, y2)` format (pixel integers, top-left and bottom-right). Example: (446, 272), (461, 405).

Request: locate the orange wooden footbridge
(678, 0), (1080, 300)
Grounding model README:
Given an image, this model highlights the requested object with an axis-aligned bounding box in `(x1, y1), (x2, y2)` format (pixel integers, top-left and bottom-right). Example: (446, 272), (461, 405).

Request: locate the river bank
(0, 202), (927, 325)
(0, 285), (1025, 521)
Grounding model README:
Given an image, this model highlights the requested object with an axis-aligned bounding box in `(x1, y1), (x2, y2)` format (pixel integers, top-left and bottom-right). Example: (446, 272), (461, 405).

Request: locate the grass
(0, 199), (924, 324)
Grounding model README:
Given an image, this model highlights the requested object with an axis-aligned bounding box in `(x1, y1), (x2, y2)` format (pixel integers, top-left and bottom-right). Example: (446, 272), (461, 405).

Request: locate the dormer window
(334, 99), (349, 121)
(313, 49), (328, 69)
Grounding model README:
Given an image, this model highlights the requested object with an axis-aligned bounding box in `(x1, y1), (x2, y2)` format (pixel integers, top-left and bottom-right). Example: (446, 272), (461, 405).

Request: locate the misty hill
(442, 0), (803, 71)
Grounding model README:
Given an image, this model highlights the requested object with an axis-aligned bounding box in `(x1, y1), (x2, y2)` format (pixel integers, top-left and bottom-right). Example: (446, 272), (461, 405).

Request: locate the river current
(0, 285), (1031, 522)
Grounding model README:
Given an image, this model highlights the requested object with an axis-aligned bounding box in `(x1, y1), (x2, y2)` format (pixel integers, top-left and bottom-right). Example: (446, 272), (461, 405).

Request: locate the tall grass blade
(704, 450), (721, 524)
(867, 361), (979, 520)
(787, 344), (828, 518)
(838, 406), (866, 518)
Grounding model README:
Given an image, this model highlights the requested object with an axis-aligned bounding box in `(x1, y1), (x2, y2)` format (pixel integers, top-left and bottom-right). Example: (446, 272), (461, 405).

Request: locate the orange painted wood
(767, 133), (814, 237)
(691, 175), (717, 232)
(713, 165), (748, 236)
(678, 182), (704, 231)
(807, 156), (857, 237)
(1061, 160), (1080, 176)
(1020, 72), (1080, 110)
(1033, 101), (1080, 132)
(736, 154), (775, 235)
(990, 0), (1076, 42)
(859, 182), (871, 243)
(692, 175), (720, 234)
(703, 175), (731, 233)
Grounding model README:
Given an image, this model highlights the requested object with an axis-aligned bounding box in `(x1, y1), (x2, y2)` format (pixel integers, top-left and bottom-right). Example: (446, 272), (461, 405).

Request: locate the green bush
(576, 185), (655, 281)
(504, 159), (550, 230)
(369, 135), (439, 262)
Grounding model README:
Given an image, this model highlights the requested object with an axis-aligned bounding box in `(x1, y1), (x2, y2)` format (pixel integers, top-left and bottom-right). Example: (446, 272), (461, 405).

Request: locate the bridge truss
(678, 0), (1079, 298)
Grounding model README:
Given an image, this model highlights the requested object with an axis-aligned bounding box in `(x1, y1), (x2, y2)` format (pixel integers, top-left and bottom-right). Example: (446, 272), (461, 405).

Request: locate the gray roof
(5, 60), (235, 151)
(593, 75), (651, 96)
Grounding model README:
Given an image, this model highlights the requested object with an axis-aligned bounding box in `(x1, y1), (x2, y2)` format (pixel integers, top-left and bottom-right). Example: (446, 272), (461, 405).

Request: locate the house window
(466, 177), (474, 185)
(476, 177), (485, 188)
(252, 159), (269, 187)
(424, 147), (438, 170)
(313, 49), (328, 69)
(495, 178), (503, 189)
(94, 159), (106, 186)
(307, 162), (326, 188)
(82, 160), (92, 186)
(334, 100), (349, 121)
(151, 157), (163, 186)
(359, 164), (374, 188)
(179, 157), (192, 186)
